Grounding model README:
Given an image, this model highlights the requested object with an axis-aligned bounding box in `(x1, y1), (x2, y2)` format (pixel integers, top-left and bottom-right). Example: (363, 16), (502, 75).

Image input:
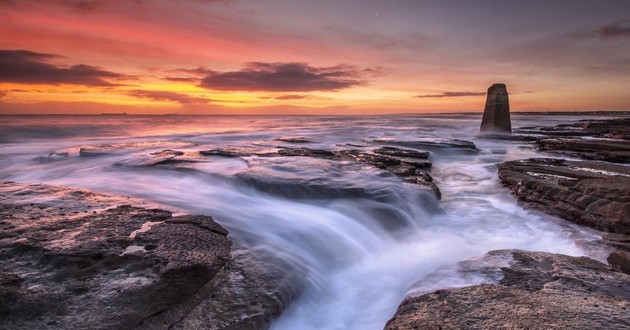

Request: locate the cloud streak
(259, 94), (317, 100)
(127, 90), (211, 104)
(593, 20), (630, 39)
(199, 62), (365, 92)
(0, 50), (127, 86)
(415, 91), (486, 98)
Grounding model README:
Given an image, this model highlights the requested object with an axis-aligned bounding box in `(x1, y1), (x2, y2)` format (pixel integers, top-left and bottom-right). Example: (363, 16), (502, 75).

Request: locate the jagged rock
(497, 158), (630, 234)
(0, 181), (302, 330)
(480, 83), (511, 133)
(386, 250), (630, 330)
(536, 138), (630, 163)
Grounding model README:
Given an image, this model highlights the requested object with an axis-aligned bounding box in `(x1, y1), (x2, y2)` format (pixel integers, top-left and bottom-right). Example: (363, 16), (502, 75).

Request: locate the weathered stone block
(480, 83), (511, 133)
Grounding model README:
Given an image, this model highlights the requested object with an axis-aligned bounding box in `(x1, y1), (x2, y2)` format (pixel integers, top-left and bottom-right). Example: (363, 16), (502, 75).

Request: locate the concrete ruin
(480, 83), (511, 133)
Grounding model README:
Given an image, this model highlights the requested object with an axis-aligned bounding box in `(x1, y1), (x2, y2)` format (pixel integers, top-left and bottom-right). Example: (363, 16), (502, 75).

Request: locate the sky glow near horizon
(1, 0), (629, 114)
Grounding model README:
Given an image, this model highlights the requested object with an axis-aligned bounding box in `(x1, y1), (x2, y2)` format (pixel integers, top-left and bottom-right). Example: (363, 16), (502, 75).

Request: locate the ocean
(0, 114), (610, 329)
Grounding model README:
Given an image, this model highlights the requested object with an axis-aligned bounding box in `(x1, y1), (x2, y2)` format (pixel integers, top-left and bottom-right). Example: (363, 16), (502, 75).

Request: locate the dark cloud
(60, 0), (101, 11)
(199, 62), (365, 92)
(415, 91), (486, 98)
(127, 90), (210, 104)
(0, 50), (127, 86)
(163, 76), (200, 82)
(273, 94), (311, 100)
(259, 94), (312, 100)
(172, 66), (215, 76)
(594, 20), (630, 39)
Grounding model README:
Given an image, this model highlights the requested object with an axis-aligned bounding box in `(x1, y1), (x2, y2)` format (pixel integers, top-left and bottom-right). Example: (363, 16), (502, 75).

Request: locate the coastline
(1, 115), (629, 329)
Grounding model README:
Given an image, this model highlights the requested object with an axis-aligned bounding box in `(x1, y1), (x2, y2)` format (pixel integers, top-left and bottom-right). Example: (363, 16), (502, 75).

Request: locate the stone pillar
(480, 83), (511, 133)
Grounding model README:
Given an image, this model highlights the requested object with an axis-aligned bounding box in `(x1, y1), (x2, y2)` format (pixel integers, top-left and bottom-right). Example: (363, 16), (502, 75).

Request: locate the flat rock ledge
(386, 249), (630, 330)
(0, 181), (302, 330)
(497, 158), (630, 234)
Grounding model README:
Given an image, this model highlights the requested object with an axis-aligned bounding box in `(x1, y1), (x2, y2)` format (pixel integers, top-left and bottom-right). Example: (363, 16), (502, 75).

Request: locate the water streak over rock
(0, 181), (302, 329)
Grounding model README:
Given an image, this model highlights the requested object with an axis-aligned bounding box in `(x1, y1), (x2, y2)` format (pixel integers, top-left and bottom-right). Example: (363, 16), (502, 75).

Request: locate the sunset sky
(1, 0), (629, 114)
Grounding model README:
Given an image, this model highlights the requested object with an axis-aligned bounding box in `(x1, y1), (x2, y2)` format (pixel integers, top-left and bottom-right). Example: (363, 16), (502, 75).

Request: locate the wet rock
(199, 147), (277, 158)
(497, 158), (630, 234)
(271, 147), (438, 197)
(33, 152), (69, 163)
(480, 83), (511, 133)
(79, 142), (196, 157)
(275, 136), (312, 144)
(278, 147), (336, 159)
(386, 249), (630, 330)
(603, 233), (630, 251)
(537, 138), (630, 163)
(523, 118), (630, 140)
(166, 248), (306, 330)
(608, 250), (630, 275)
(0, 181), (302, 329)
(373, 146), (429, 159)
(374, 138), (478, 154)
(200, 147), (254, 158)
(581, 118), (630, 140)
(372, 147), (431, 169)
(115, 150), (203, 167)
(335, 150), (438, 196)
(198, 146), (439, 198)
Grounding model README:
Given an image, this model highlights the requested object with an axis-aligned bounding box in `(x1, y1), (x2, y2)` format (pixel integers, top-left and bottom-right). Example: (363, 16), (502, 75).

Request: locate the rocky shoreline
(2, 117), (630, 329)
(0, 182), (303, 329)
(386, 249), (630, 329)
(387, 117), (630, 329)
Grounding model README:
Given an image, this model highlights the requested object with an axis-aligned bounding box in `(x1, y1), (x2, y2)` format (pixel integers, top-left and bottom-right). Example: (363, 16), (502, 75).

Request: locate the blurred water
(0, 114), (609, 329)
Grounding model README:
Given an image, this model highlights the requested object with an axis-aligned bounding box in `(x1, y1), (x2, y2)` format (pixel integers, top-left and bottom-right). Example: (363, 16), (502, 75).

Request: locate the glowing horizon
(1, 0), (629, 115)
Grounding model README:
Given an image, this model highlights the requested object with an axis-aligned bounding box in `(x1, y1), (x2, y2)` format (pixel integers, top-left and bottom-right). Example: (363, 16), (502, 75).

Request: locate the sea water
(0, 114), (609, 329)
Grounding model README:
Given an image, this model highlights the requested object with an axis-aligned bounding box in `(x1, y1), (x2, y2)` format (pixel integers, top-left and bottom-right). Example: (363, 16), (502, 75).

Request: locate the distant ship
(101, 112), (127, 115)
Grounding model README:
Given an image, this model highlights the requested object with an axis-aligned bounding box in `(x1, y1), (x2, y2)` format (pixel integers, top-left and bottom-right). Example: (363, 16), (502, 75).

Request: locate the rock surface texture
(201, 145), (441, 198)
(497, 158), (630, 234)
(480, 83), (511, 133)
(386, 249), (630, 330)
(0, 181), (301, 330)
(514, 117), (630, 163)
(536, 137), (630, 164)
